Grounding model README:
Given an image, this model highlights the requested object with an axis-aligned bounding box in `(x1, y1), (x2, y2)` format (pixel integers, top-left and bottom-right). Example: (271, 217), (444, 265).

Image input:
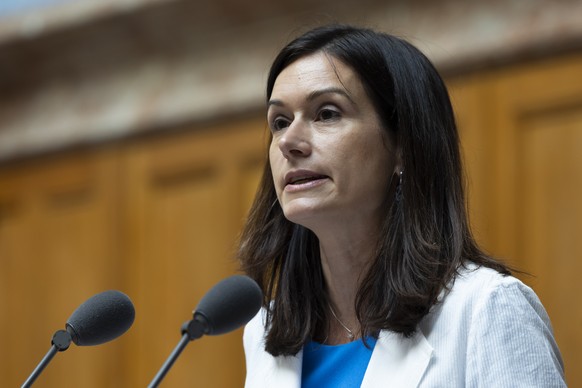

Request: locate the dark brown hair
(238, 24), (509, 357)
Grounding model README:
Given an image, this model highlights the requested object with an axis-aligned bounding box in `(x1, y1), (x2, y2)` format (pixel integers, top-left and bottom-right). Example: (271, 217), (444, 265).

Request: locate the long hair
(238, 24), (509, 357)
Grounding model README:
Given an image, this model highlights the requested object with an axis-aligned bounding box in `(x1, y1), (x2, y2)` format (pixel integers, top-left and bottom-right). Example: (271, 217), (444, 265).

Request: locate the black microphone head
(194, 275), (262, 336)
(65, 290), (135, 346)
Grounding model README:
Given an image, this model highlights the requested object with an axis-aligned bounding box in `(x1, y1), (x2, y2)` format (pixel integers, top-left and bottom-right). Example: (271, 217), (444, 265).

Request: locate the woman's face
(267, 52), (397, 230)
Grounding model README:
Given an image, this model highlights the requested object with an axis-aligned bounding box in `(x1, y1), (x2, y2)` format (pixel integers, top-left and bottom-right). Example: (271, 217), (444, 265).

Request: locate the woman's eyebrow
(268, 87), (355, 108)
(307, 87), (354, 103)
(267, 99), (284, 108)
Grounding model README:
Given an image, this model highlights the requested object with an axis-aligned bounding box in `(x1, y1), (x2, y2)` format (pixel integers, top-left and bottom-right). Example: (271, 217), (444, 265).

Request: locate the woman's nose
(277, 121), (312, 159)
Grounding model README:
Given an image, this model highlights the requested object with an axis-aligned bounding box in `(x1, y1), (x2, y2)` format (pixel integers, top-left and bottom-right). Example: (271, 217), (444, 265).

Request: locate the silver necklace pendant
(329, 305), (355, 340)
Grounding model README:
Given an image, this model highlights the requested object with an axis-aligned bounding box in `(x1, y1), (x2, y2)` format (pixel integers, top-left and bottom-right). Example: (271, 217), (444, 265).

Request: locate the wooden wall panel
(0, 149), (128, 387)
(447, 74), (498, 253)
(489, 54), (582, 386)
(518, 110), (582, 371)
(0, 178), (38, 387)
(449, 52), (582, 386)
(0, 118), (267, 386)
(123, 119), (266, 387)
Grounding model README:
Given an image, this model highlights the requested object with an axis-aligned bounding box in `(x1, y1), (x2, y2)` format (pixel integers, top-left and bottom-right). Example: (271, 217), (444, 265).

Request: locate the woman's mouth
(284, 172), (329, 192)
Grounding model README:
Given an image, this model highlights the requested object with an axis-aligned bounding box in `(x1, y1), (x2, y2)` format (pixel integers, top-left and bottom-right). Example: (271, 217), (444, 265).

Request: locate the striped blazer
(243, 264), (566, 387)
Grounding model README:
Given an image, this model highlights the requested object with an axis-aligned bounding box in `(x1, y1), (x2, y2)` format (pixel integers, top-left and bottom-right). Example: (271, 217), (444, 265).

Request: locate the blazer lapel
(361, 330), (433, 388)
(248, 348), (302, 388)
(269, 350), (302, 388)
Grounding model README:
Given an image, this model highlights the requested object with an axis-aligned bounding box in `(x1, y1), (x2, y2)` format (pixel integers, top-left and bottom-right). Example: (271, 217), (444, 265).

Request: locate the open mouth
(284, 173), (329, 191)
(288, 175), (327, 185)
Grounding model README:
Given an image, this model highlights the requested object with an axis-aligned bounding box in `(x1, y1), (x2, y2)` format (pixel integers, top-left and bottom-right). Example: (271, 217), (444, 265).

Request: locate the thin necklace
(329, 305), (355, 340)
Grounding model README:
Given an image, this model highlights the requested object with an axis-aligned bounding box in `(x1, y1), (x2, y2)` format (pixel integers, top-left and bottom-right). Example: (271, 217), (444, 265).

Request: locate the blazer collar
(362, 330), (433, 387)
(260, 349), (303, 388)
(259, 330), (433, 388)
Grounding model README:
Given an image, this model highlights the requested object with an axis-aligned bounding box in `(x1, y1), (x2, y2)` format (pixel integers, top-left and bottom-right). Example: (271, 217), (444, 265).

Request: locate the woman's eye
(317, 108), (340, 122)
(271, 117), (290, 131)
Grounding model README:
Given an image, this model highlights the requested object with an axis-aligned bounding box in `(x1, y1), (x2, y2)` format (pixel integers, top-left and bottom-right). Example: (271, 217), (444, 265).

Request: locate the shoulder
(438, 263), (566, 386)
(423, 263), (536, 334)
(453, 262), (523, 294)
(447, 263), (539, 312)
(451, 263), (551, 335)
(440, 263), (557, 336)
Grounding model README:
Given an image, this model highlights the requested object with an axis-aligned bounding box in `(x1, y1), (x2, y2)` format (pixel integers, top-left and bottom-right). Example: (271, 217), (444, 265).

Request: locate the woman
(238, 25), (565, 387)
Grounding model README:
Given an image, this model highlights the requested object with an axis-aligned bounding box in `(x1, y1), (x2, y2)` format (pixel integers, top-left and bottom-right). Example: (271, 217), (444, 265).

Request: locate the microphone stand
(22, 330), (72, 387)
(148, 317), (207, 388)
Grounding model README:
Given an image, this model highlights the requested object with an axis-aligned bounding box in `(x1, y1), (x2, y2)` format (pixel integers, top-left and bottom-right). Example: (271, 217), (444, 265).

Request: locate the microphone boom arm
(22, 330), (72, 388)
(147, 275), (262, 387)
(148, 318), (206, 388)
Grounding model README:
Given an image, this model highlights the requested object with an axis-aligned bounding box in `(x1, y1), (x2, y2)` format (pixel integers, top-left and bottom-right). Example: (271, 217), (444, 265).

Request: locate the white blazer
(243, 265), (566, 387)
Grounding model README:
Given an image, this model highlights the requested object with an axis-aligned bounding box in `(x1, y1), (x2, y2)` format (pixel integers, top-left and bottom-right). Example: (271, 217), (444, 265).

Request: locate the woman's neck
(316, 222), (380, 344)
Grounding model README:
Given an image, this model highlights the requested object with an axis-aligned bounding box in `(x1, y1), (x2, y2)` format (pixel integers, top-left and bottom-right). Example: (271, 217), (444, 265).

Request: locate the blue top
(301, 337), (377, 388)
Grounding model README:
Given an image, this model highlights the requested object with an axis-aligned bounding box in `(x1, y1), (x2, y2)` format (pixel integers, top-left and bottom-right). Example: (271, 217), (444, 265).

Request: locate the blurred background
(1, 0), (581, 386)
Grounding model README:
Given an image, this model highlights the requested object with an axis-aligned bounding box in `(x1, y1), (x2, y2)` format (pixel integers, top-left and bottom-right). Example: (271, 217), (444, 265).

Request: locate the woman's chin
(282, 203), (337, 232)
(282, 204), (321, 226)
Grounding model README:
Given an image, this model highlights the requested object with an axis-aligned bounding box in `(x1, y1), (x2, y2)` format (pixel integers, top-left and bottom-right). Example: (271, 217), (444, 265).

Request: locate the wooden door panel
(517, 107), (582, 384)
(490, 53), (582, 386)
(131, 157), (241, 387)
(448, 53), (582, 386)
(0, 191), (39, 387)
(124, 120), (265, 387)
(0, 150), (127, 387)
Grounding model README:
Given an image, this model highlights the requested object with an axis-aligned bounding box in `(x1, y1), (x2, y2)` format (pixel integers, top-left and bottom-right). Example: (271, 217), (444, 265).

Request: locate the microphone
(66, 290), (135, 346)
(22, 290), (135, 387)
(148, 275), (262, 387)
